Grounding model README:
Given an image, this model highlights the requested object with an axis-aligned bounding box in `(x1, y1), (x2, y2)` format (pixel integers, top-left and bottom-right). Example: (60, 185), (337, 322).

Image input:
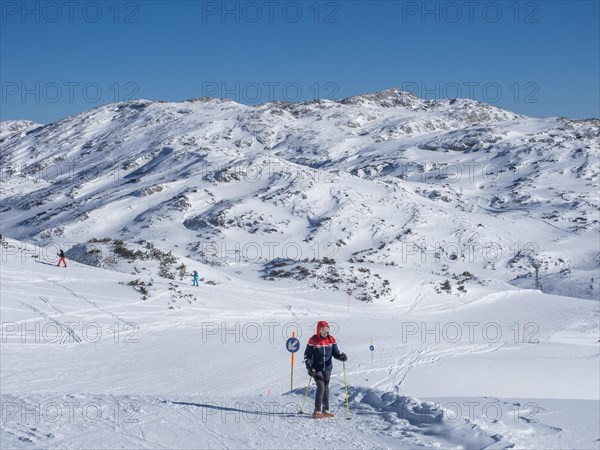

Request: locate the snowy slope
(0, 89), (598, 305)
(1, 238), (598, 449)
(1, 89), (599, 449)
(0, 120), (42, 140)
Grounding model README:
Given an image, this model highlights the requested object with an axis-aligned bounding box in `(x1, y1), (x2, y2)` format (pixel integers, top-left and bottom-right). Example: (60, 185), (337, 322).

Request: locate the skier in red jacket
(304, 320), (347, 418)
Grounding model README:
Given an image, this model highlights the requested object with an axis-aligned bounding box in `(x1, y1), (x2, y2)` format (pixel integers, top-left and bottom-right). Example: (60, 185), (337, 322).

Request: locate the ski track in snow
(15, 298), (82, 344)
(44, 277), (137, 328)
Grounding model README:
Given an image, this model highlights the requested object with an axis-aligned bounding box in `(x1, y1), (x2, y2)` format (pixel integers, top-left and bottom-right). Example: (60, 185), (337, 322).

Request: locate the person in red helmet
(303, 320), (347, 418)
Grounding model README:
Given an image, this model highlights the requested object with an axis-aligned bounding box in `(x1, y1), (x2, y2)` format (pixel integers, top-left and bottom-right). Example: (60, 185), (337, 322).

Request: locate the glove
(307, 367), (316, 377)
(339, 353), (347, 362)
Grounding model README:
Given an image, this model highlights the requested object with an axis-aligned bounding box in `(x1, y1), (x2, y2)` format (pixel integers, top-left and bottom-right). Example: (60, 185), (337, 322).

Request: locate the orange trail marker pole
(291, 331), (295, 391)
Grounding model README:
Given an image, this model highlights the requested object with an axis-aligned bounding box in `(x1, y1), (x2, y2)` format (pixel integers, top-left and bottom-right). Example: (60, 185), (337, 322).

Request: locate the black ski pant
(313, 370), (331, 412)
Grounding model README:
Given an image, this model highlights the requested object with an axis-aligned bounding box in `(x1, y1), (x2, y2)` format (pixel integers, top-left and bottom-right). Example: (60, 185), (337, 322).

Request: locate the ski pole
(343, 361), (351, 420)
(298, 375), (312, 414)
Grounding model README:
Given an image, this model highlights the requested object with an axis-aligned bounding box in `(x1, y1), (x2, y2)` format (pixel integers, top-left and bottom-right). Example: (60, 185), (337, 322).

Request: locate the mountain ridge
(1, 89), (598, 304)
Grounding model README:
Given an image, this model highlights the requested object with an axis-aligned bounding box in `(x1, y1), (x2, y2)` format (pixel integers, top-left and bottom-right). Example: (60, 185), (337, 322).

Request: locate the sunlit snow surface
(1, 91), (598, 448)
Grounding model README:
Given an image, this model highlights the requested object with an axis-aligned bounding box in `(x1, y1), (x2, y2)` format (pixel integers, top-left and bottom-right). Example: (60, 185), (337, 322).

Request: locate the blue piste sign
(286, 337), (300, 353)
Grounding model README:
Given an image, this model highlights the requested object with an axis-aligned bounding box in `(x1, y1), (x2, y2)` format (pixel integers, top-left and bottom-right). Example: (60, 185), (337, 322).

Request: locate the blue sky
(1, 0), (598, 123)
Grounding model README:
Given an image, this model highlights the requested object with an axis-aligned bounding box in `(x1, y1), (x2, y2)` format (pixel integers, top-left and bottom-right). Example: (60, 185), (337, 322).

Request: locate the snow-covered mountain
(1, 89), (599, 449)
(1, 88), (598, 304)
(0, 120), (42, 140)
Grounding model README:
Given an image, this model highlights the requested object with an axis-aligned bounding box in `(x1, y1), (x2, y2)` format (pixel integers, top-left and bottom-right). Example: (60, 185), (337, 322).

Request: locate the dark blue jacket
(304, 320), (342, 373)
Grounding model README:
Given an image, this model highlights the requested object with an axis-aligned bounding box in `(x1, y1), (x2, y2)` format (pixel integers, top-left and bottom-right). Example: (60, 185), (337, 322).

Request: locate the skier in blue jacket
(304, 320), (347, 418)
(192, 270), (199, 286)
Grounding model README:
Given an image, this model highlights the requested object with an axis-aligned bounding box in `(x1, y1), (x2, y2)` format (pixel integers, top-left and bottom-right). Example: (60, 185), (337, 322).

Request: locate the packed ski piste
(1, 90), (599, 449)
